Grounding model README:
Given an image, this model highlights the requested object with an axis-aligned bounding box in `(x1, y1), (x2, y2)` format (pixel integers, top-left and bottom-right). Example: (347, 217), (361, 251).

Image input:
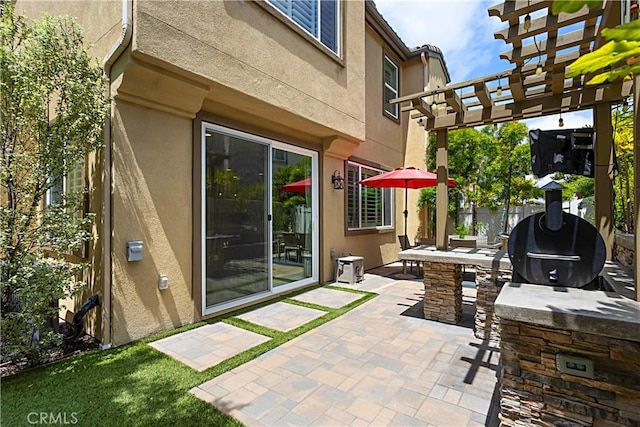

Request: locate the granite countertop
(398, 246), (512, 270)
(495, 282), (640, 342)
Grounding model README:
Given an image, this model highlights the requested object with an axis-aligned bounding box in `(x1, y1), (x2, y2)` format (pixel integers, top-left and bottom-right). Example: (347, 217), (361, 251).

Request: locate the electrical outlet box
(126, 241), (143, 262)
(158, 275), (169, 290)
(556, 353), (594, 379)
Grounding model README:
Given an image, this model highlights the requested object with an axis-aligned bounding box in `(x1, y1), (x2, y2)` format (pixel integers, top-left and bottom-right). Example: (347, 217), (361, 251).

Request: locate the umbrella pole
(404, 183), (408, 238)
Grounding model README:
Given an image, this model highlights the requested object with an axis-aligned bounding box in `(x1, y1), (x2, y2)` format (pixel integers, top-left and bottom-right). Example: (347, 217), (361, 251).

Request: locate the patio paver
(148, 322), (270, 371)
(236, 301), (326, 332)
(189, 266), (500, 426)
(289, 287), (363, 308)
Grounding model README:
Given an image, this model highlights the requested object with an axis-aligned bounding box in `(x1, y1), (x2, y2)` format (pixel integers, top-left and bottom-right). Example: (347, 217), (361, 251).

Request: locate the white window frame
(46, 175), (65, 206)
(347, 161), (393, 231)
(46, 160), (84, 207)
(384, 55), (399, 119)
(266, 0), (340, 55)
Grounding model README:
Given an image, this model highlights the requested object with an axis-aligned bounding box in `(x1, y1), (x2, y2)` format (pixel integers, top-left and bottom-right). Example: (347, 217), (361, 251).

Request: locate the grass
(2, 285), (376, 426)
(1, 342), (241, 426)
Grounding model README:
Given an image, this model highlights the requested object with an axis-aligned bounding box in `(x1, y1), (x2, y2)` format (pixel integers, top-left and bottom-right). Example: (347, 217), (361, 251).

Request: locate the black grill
(508, 181), (606, 288)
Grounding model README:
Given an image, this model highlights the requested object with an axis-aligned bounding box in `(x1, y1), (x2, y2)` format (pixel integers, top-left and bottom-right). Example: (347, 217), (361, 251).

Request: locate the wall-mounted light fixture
(331, 170), (344, 190)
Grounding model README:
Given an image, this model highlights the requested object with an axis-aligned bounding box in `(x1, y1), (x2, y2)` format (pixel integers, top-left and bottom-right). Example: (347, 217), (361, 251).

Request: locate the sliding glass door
(202, 124), (317, 314)
(272, 146), (314, 286)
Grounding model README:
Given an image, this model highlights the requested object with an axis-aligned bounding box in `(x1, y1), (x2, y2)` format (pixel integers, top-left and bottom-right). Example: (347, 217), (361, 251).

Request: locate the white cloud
(373, 0), (508, 82)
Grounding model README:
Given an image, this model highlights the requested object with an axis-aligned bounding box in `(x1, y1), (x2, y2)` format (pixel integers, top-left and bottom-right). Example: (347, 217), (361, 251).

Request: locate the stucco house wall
(13, 0), (449, 346)
(345, 14), (450, 270)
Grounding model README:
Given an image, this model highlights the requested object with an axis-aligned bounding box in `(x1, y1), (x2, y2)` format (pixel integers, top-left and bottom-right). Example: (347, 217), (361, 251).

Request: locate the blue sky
(374, 0), (594, 130)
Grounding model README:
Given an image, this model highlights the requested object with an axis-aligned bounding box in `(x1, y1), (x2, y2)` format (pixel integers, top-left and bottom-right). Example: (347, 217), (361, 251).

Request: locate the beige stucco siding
(133, 0), (365, 142)
(110, 102), (195, 345)
(333, 25), (405, 271)
(13, 0), (122, 63)
(402, 58), (432, 243)
(360, 27), (404, 165)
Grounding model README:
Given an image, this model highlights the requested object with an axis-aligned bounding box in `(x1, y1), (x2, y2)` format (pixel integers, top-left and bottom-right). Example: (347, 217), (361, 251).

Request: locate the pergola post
(593, 102), (615, 261)
(436, 129), (449, 250)
(634, 76), (639, 301)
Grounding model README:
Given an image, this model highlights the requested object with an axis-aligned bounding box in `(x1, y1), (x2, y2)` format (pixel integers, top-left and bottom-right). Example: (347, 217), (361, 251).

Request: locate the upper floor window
(347, 162), (393, 231)
(384, 56), (399, 119)
(268, 0), (339, 54)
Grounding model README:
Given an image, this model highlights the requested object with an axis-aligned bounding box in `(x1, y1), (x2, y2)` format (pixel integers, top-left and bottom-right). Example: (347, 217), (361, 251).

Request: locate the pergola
(392, 0), (638, 299)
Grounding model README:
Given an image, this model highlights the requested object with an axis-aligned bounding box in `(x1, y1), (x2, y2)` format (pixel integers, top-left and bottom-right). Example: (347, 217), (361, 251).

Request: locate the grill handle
(526, 252), (581, 262)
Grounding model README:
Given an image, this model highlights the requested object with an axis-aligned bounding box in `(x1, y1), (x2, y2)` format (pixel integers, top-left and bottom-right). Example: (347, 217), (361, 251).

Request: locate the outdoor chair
(419, 237), (436, 246)
(282, 232), (303, 263)
(273, 232), (285, 259)
(398, 235), (421, 275)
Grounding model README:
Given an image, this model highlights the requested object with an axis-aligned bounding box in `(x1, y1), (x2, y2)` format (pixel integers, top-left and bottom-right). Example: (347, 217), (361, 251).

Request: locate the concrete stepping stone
(236, 301), (326, 332)
(290, 287), (363, 309)
(149, 322), (270, 371)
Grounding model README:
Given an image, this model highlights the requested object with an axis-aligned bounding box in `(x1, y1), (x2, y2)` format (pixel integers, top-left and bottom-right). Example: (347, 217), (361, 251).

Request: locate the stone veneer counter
(495, 283), (640, 340)
(398, 246), (512, 270)
(495, 283), (640, 426)
(399, 247), (512, 337)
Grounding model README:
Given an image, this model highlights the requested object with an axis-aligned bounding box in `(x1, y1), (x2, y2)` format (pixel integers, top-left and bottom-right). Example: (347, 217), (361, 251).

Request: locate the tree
(425, 128), (489, 234)
(612, 107), (634, 232)
(426, 122), (541, 233)
(486, 122), (540, 231)
(0, 5), (108, 363)
(272, 158), (311, 233)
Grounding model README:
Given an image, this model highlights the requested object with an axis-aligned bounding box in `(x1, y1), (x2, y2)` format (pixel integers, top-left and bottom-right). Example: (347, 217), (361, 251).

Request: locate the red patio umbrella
(279, 177), (311, 194)
(357, 167), (456, 238)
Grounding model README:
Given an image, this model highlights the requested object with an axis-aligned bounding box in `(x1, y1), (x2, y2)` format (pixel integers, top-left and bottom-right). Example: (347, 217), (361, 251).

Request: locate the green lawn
(2, 286), (376, 426)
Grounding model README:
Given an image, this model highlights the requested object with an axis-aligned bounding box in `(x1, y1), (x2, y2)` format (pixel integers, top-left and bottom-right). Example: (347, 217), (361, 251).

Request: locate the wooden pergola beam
(488, 0), (547, 22)
(508, 74), (525, 102)
(421, 80), (632, 131)
(551, 64), (566, 95)
(494, 5), (603, 46)
(444, 88), (465, 113)
(474, 82), (493, 108)
(500, 26), (596, 64)
(392, 70), (512, 105)
(401, 97), (436, 118)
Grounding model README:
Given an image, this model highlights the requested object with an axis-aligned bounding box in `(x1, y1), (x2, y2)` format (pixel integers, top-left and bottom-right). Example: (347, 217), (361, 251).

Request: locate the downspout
(421, 52), (429, 92)
(100, 0), (132, 349)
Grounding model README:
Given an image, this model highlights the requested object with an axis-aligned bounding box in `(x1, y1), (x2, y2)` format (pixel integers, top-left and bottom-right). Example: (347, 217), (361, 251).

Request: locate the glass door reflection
(272, 149), (313, 285)
(204, 132), (269, 307)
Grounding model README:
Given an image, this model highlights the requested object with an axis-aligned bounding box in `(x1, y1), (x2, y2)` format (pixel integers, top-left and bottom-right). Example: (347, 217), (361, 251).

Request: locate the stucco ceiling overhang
(392, 0), (634, 131)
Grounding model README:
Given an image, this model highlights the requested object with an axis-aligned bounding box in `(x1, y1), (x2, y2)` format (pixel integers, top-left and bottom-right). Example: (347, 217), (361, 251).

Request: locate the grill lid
(508, 212), (606, 287)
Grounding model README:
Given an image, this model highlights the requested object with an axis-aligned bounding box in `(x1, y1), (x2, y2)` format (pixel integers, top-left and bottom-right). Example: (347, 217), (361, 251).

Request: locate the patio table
(399, 245), (512, 343)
